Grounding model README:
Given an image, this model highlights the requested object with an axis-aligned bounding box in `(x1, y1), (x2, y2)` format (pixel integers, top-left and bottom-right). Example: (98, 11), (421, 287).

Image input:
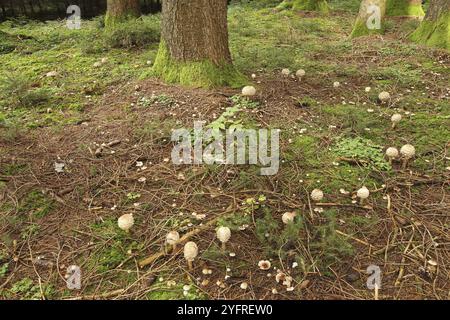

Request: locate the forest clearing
(0, 0), (449, 301)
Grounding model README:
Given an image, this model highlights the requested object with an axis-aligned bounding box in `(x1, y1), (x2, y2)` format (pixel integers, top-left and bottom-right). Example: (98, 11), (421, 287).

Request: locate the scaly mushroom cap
(166, 231), (180, 245)
(258, 260), (271, 270)
(391, 114), (402, 123)
(378, 91), (391, 102)
(386, 147), (399, 158)
(310, 189), (324, 202)
(183, 241), (198, 261)
(333, 81), (340, 88)
(281, 68), (291, 76)
(118, 214), (134, 231)
(241, 86), (256, 97)
(216, 226), (231, 243)
(282, 212), (296, 224)
(357, 186), (370, 199)
(296, 69), (306, 78)
(400, 144), (416, 159)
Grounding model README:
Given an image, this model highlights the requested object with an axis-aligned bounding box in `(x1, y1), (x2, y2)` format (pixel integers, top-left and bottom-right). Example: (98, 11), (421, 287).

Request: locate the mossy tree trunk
(386, 0), (425, 17)
(278, 0), (329, 13)
(105, 0), (141, 28)
(351, 0), (386, 38)
(152, 0), (246, 88)
(410, 0), (450, 50)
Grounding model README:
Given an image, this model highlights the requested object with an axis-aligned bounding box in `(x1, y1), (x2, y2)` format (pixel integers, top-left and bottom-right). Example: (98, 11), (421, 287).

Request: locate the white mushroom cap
(378, 91), (391, 102)
(183, 241), (198, 261)
(386, 147), (399, 158)
(281, 68), (291, 76)
(296, 69), (306, 78)
(400, 144), (416, 159)
(117, 214), (134, 231)
(333, 81), (340, 88)
(240, 282), (248, 290)
(391, 114), (402, 123)
(310, 189), (324, 202)
(282, 211), (296, 224)
(166, 231), (180, 245)
(357, 186), (370, 199)
(216, 226), (231, 244)
(258, 260), (271, 270)
(241, 85), (256, 97)
(365, 87), (371, 92)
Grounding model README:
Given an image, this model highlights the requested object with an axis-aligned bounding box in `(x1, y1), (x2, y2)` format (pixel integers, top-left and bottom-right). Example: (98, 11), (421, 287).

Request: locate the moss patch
(151, 41), (248, 88)
(386, 0), (425, 17)
(278, 0), (329, 13)
(350, 18), (385, 38)
(105, 10), (140, 29)
(409, 12), (450, 50)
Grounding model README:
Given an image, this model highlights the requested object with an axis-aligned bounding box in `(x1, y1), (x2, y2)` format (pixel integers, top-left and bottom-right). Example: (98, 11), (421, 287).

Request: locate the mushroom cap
(357, 186), (370, 199)
(391, 113), (402, 123)
(118, 213), (134, 231)
(400, 144), (416, 158)
(378, 91), (391, 102)
(258, 260), (271, 270)
(281, 68), (291, 76)
(296, 69), (306, 78)
(310, 189), (324, 201)
(216, 226), (231, 243)
(166, 231), (180, 245)
(282, 211), (297, 224)
(241, 85), (256, 97)
(385, 147), (399, 158)
(240, 282), (248, 290)
(183, 241), (198, 261)
(333, 81), (340, 88)
(365, 87), (371, 92)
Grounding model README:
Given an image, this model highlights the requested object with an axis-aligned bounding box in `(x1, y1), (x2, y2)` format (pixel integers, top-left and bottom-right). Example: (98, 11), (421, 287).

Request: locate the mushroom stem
(221, 242), (226, 250)
(187, 260), (193, 271)
(172, 244), (177, 252)
(402, 159), (408, 170)
(391, 123), (396, 129)
(360, 198), (365, 205)
(388, 158), (393, 165)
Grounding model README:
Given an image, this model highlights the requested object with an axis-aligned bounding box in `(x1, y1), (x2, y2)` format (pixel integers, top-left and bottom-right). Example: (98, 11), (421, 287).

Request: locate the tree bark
(351, 0), (386, 38)
(278, 0), (329, 13)
(410, 0), (450, 49)
(105, 0), (141, 28)
(386, 0), (424, 17)
(152, 0), (246, 88)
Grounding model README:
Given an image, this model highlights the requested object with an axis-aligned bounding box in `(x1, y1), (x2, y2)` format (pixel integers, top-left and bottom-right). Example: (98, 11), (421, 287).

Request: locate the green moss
(350, 18), (385, 38)
(105, 10), (139, 29)
(410, 13), (450, 50)
(386, 0), (425, 17)
(151, 41), (248, 88)
(278, 0), (329, 13)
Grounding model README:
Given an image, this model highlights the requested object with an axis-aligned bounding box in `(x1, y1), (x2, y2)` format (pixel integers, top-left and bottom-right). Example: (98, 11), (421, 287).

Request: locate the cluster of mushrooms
(112, 80), (420, 293)
(310, 186), (370, 205)
(241, 68), (307, 97)
(386, 144), (416, 169)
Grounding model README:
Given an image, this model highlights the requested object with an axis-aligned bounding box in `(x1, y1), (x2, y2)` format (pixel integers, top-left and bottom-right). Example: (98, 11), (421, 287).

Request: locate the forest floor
(0, 1), (449, 300)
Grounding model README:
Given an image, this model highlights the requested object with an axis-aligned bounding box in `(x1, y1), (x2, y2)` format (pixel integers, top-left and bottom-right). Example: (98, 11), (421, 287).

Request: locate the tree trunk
(277, 0), (329, 13)
(410, 0), (450, 50)
(386, 0), (424, 17)
(351, 0), (387, 38)
(152, 0), (246, 88)
(105, 0), (141, 28)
